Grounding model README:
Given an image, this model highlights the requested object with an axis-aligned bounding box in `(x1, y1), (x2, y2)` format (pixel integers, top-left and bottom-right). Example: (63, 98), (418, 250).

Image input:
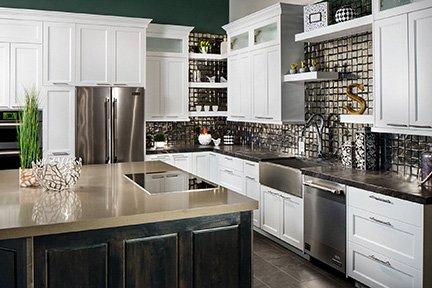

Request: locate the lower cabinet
(261, 185), (304, 251)
(208, 152), (219, 184)
(172, 153), (192, 173)
(192, 152), (210, 180)
(33, 212), (252, 288)
(245, 175), (260, 227)
(219, 167), (244, 194)
(0, 238), (27, 288)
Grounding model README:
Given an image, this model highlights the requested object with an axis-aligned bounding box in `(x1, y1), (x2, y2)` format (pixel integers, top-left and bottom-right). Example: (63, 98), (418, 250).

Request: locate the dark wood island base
(1, 211), (252, 288)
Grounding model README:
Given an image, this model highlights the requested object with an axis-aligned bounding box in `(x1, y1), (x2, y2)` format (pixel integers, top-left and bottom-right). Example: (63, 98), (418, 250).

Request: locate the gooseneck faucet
(301, 114), (325, 157)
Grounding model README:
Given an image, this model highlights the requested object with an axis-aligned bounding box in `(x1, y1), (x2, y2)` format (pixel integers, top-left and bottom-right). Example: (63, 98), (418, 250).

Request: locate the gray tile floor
(252, 232), (356, 288)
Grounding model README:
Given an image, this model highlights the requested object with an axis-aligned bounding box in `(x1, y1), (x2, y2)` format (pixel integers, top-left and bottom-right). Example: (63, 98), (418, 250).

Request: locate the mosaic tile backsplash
(147, 32), (432, 180)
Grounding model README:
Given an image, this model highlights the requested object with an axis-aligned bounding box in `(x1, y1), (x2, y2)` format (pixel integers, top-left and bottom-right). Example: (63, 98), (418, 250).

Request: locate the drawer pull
(387, 123), (408, 127)
(225, 157), (233, 161)
(304, 181), (342, 195)
(369, 195), (393, 204)
(52, 82), (69, 85)
(224, 169), (234, 174)
(166, 174), (179, 178)
(245, 162), (256, 167)
(369, 217), (392, 227)
(245, 176), (255, 181)
(369, 255), (392, 267)
(151, 175), (164, 179)
(410, 124), (432, 129)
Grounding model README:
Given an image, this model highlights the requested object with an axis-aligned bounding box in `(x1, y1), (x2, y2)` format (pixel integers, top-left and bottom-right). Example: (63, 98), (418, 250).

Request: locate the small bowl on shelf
(32, 156), (82, 191)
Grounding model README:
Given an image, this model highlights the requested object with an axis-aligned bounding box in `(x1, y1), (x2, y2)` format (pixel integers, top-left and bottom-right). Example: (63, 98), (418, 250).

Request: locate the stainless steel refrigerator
(75, 87), (144, 164)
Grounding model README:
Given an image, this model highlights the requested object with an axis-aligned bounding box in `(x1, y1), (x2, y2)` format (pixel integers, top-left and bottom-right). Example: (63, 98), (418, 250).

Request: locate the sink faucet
(301, 114), (325, 157)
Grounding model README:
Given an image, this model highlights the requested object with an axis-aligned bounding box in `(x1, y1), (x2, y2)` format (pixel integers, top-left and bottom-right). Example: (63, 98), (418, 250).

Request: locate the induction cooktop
(125, 170), (217, 195)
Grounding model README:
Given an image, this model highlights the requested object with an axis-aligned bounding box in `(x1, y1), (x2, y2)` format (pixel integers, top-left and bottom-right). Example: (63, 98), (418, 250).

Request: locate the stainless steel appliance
(303, 175), (346, 273)
(76, 87), (144, 164)
(0, 110), (42, 170)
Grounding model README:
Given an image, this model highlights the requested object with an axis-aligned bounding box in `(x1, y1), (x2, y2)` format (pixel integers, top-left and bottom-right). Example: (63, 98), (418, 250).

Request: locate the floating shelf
(295, 15), (373, 43)
(189, 82), (228, 89)
(283, 71), (339, 83)
(189, 111), (228, 117)
(189, 53), (227, 60)
(339, 114), (374, 124)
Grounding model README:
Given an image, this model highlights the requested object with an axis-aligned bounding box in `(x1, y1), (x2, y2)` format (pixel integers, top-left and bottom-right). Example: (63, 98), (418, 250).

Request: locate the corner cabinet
(223, 3), (304, 124)
(373, 6), (432, 136)
(145, 24), (193, 122)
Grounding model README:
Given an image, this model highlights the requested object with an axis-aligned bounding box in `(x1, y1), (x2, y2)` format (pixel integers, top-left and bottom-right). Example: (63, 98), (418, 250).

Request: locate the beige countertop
(0, 161), (257, 240)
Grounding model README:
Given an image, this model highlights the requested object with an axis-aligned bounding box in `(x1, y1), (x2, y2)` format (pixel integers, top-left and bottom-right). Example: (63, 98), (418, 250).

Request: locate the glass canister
(420, 152), (432, 188)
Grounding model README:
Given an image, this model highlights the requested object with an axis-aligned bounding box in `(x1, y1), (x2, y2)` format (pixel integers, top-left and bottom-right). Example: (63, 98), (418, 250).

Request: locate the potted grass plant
(18, 86), (41, 187)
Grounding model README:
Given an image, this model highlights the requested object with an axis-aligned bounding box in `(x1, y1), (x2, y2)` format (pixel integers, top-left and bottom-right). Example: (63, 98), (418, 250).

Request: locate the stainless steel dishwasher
(303, 175), (346, 273)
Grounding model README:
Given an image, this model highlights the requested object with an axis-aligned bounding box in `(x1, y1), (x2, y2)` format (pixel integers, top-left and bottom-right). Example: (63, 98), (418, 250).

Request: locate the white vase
(289, 69), (297, 74)
(154, 141), (166, 149)
(212, 105), (219, 112)
(310, 66), (317, 72)
(196, 105), (203, 112)
(198, 134), (212, 145)
(299, 67), (308, 73)
(204, 105), (210, 112)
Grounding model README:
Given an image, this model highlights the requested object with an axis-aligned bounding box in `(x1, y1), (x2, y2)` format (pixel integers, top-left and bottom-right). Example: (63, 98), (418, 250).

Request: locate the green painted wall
(0, 0), (229, 34)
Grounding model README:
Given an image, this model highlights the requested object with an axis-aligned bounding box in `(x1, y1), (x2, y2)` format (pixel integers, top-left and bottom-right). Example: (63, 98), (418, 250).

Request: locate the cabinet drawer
(219, 167), (243, 194)
(348, 242), (421, 288)
(244, 160), (259, 178)
(219, 155), (244, 172)
(348, 206), (422, 269)
(347, 186), (423, 227)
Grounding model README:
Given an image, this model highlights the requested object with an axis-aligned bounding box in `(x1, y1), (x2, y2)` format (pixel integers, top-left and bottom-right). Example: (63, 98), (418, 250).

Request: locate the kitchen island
(0, 161), (257, 288)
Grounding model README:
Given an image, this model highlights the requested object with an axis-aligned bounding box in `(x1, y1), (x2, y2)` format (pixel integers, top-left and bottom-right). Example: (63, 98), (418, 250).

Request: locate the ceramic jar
(198, 133), (212, 145)
(335, 6), (355, 23)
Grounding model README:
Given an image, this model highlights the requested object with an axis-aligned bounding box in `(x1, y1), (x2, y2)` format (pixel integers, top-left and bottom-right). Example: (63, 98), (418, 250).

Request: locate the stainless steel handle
(410, 124), (432, 129)
(230, 115), (245, 118)
(104, 98), (110, 164)
(266, 190), (280, 197)
(0, 150), (20, 155)
(255, 116), (273, 120)
(369, 195), (393, 204)
(165, 116), (179, 118)
(0, 123), (20, 127)
(223, 169), (234, 174)
(151, 115), (164, 118)
(114, 83), (127, 86)
(387, 123), (408, 127)
(369, 217), (392, 227)
(112, 98), (118, 163)
(166, 174), (179, 178)
(52, 82), (69, 85)
(225, 157), (233, 161)
(245, 176), (255, 181)
(151, 175), (164, 179)
(52, 152), (69, 156)
(97, 83), (110, 86)
(369, 255), (392, 267)
(303, 181), (343, 195)
(245, 162), (256, 167)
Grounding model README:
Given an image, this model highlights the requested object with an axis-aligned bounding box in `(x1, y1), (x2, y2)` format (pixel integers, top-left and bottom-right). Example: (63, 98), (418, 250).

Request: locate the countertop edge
(0, 201), (258, 241)
(302, 169), (431, 205)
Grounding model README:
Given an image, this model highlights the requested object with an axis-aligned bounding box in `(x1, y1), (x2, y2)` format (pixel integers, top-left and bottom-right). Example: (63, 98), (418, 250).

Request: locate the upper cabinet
(0, 43), (9, 108)
(43, 22), (75, 85)
(373, 0), (432, 19)
(145, 24), (193, 122)
(373, 5), (432, 136)
(223, 3), (304, 124)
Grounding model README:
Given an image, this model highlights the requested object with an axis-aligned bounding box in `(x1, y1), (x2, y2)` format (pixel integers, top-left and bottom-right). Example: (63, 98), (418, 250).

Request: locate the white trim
(189, 82), (228, 89)
(283, 71), (339, 83)
(147, 23), (194, 36)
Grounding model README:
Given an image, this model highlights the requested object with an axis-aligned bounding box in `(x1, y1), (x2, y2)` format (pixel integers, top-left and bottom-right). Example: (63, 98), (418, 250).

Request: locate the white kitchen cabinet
(219, 167), (244, 193)
(164, 172), (189, 192)
(209, 152), (219, 183)
(228, 54), (251, 121)
(281, 194), (303, 251)
(43, 22), (75, 85)
(42, 86), (75, 157)
(251, 46), (280, 123)
(261, 186), (282, 237)
(145, 154), (173, 165)
(144, 174), (164, 194)
(0, 43), (9, 108)
(409, 7), (432, 130)
(374, 15), (409, 129)
(172, 153), (192, 173)
(245, 174), (261, 227)
(113, 27), (145, 87)
(193, 152), (210, 180)
(163, 58), (188, 120)
(10, 43), (42, 107)
(146, 57), (163, 120)
(223, 3), (304, 124)
(76, 24), (113, 85)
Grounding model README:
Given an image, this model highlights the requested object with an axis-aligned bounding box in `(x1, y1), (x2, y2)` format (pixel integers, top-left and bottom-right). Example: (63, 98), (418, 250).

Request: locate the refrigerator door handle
(104, 98), (110, 163)
(112, 97), (118, 163)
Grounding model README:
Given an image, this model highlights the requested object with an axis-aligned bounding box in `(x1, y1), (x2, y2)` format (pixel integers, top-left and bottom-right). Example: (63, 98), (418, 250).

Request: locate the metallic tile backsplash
(147, 32), (432, 180)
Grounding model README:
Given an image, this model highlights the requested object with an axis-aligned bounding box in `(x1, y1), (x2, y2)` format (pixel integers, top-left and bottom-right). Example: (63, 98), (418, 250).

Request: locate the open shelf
(189, 53), (227, 60)
(189, 82), (228, 89)
(189, 111), (228, 117)
(283, 71), (339, 83)
(339, 114), (374, 124)
(295, 15), (373, 43)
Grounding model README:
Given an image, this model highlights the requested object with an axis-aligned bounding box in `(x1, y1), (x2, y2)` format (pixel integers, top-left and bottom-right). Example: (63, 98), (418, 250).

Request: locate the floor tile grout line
(253, 275), (272, 288)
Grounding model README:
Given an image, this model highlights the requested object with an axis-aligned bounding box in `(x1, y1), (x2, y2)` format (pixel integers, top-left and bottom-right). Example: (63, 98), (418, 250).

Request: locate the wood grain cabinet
(33, 212), (252, 288)
(0, 238), (28, 288)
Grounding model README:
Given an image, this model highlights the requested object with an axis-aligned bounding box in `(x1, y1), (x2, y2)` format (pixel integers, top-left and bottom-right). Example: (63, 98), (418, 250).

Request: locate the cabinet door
(163, 58), (188, 120)
(409, 7), (432, 129)
(144, 174), (164, 193)
(10, 43), (42, 107)
(281, 194), (303, 251)
(76, 24), (113, 85)
(0, 238), (28, 288)
(228, 55), (242, 119)
(113, 27), (145, 87)
(374, 15), (409, 128)
(261, 186), (282, 237)
(193, 152), (210, 180)
(209, 152), (219, 184)
(146, 57), (164, 120)
(43, 86), (75, 157)
(245, 175), (260, 228)
(43, 22), (75, 85)
(252, 46), (280, 122)
(0, 43), (9, 108)
(165, 173), (189, 192)
(172, 153), (192, 173)
(219, 168), (244, 193)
